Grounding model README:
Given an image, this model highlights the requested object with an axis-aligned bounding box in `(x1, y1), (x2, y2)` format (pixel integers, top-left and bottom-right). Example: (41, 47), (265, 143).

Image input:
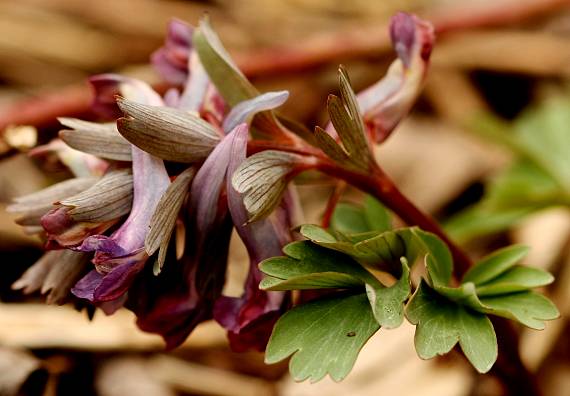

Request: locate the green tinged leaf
(330, 197), (391, 235)
(514, 98), (570, 192)
(420, 243), (558, 329)
(194, 18), (289, 141)
(406, 281), (497, 373)
(444, 205), (533, 245)
(475, 266), (554, 296)
(463, 245), (529, 285)
(265, 293), (380, 382)
(479, 291), (559, 330)
(259, 241), (379, 291)
(298, 225), (452, 283)
(194, 18), (255, 106)
(365, 258), (410, 328)
(364, 195), (392, 232)
(405, 230), (453, 288)
(448, 98), (570, 242)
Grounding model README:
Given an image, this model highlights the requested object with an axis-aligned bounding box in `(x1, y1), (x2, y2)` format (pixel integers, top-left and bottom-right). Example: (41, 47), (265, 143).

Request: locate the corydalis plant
(9, 12), (558, 387)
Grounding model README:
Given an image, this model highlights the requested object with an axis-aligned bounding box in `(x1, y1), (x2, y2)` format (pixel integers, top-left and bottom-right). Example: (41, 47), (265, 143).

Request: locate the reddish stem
(321, 181), (347, 228)
(316, 161), (473, 276)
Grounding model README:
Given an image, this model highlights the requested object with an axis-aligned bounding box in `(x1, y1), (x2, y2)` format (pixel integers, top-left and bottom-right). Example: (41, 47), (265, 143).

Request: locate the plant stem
(317, 162), (473, 277)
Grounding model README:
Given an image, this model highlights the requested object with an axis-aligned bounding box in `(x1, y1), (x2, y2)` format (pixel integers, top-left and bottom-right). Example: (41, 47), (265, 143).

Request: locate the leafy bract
(265, 293), (380, 382)
(421, 243), (558, 330)
(406, 281), (497, 373)
(475, 266), (554, 296)
(315, 68), (373, 172)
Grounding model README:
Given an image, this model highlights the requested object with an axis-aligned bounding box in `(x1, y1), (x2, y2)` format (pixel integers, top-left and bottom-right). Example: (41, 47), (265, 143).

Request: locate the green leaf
(331, 203), (371, 234)
(364, 195), (392, 232)
(194, 18), (289, 141)
(265, 293), (380, 382)
(444, 205), (534, 244)
(194, 18), (256, 106)
(330, 197), (391, 235)
(463, 245), (529, 285)
(259, 241), (379, 291)
(479, 291), (560, 330)
(365, 258), (410, 328)
(406, 281), (497, 373)
(298, 225), (452, 284)
(514, 98), (570, 192)
(475, 266), (554, 296)
(449, 98), (570, 242)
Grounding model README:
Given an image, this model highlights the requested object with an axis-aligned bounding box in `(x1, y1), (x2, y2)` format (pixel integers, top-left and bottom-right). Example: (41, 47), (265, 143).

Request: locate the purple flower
(356, 12), (435, 143)
(71, 76), (170, 304)
(213, 124), (290, 351)
(130, 126), (243, 347)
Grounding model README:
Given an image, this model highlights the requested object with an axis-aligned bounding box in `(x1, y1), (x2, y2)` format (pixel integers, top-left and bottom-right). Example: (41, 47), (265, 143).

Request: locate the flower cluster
(9, 13), (433, 350)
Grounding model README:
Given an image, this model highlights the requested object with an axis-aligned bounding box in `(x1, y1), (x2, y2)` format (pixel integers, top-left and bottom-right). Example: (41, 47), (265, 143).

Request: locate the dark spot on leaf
(346, 331), (356, 337)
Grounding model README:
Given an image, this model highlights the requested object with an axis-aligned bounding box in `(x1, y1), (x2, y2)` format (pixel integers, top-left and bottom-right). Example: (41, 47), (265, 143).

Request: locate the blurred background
(0, 0), (569, 395)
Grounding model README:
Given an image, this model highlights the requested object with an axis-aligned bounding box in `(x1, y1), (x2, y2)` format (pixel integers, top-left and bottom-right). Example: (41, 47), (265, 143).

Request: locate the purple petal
(93, 258), (146, 301)
(41, 207), (118, 248)
(188, 126), (240, 235)
(77, 235), (126, 256)
(72, 269), (103, 301)
(79, 76), (169, 301)
(222, 91), (289, 133)
(151, 19), (193, 85)
(177, 52), (210, 112)
(128, 127), (248, 348)
(213, 123), (290, 351)
(89, 74), (163, 119)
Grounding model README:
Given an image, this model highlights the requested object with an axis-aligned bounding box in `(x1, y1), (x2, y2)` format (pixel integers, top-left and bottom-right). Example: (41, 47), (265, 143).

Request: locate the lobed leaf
(365, 258), (410, 328)
(462, 244), (529, 285)
(479, 291), (559, 330)
(259, 241), (379, 291)
(265, 293), (380, 382)
(406, 281), (497, 373)
(475, 266), (554, 296)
